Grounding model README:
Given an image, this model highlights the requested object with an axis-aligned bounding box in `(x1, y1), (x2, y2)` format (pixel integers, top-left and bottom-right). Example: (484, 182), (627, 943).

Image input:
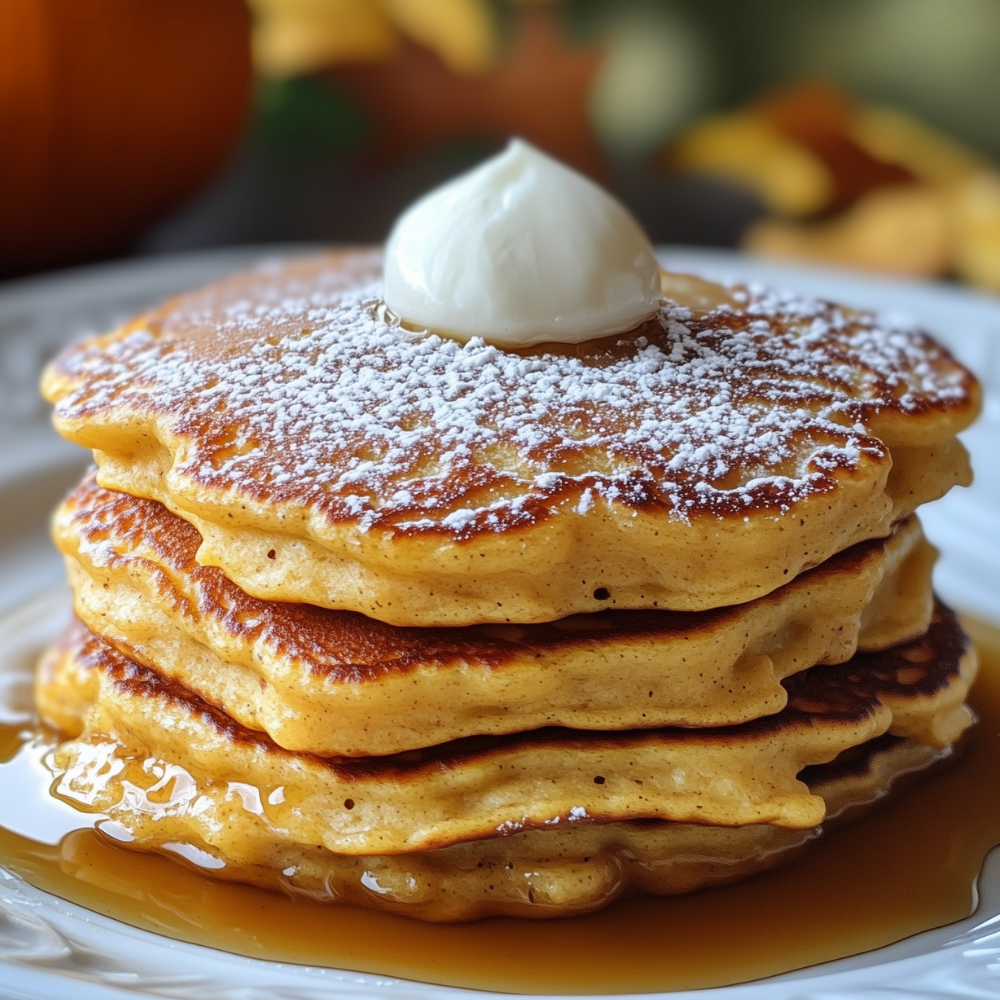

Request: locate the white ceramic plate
(2, 247), (1000, 1000)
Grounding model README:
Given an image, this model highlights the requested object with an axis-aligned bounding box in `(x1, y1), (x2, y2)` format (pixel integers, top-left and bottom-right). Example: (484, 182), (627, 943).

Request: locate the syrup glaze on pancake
(57, 474), (937, 755)
(42, 253), (978, 624)
(39, 606), (975, 856)
(48, 736), (950, 922)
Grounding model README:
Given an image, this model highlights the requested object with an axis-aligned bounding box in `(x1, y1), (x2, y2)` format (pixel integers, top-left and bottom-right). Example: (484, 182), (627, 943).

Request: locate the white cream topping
(383, 139), (661, 347)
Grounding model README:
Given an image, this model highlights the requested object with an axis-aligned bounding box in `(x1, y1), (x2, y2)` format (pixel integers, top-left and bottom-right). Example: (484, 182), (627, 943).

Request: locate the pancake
(40, 605), (975, 856)
(58, 736), (949, 922)
(56, 473), (936, 755)
(41, 252), (978, 626)
(38, 611), (973, 920)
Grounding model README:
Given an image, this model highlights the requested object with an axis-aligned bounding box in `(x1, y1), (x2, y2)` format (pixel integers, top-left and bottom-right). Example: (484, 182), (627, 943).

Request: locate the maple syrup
(1, 617), (999, 995)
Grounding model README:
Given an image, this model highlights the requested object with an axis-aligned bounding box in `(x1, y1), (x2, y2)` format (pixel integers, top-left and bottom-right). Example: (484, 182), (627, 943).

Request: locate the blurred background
(2, 0), (1000, 292)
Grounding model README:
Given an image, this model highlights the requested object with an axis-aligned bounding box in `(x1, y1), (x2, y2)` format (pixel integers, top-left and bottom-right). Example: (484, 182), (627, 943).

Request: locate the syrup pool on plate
(1, 597), (999, 994)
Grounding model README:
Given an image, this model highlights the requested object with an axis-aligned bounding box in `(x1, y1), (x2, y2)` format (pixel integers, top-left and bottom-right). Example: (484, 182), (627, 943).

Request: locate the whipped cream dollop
(383, 139), (661, 347)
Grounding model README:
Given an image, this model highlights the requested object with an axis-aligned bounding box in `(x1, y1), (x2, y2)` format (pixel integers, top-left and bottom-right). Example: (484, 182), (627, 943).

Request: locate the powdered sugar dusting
(49, 255), (975, 539)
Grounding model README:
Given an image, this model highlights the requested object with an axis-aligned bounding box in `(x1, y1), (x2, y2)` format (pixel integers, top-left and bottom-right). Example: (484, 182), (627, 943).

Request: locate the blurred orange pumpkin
(0, 0), (252, 276)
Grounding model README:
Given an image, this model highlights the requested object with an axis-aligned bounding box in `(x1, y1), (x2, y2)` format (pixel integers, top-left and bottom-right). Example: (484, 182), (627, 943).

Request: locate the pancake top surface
(44, 251), (978, 538)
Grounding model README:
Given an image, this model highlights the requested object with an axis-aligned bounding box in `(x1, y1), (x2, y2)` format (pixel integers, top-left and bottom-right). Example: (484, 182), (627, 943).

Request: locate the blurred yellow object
(382, 0), (493, 74)
(954, 172), (1000, 293)
(250, 0), (395, 77)
(850, 106), (986, 186)
(744, 184), (953, 278)
(670, 114), (833, 217)
(672, 80), (1000, 293)
(249, 0), (495, 78)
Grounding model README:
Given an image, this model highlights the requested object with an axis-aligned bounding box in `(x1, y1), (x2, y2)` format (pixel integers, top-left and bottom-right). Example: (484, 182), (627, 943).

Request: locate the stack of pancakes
(38, 252), (980, 920)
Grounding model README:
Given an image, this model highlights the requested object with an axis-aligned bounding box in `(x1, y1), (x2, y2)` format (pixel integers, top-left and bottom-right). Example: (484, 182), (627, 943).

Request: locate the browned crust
(59, 601), (969, 785)
(43, 251), (980, 535)
(60, 470), (920, 685)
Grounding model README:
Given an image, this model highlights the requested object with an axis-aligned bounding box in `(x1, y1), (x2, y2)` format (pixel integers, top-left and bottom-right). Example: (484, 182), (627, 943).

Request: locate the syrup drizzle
(1, 618), (999, 994)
